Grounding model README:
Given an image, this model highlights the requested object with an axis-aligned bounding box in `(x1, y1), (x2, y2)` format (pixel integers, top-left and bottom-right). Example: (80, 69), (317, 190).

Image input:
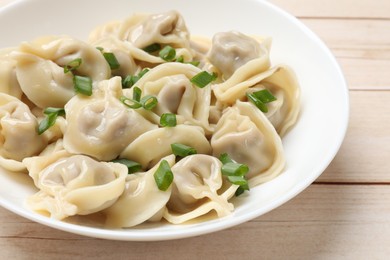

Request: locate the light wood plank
(270, 0), (390, 19)
(300, 19), (390, 89)
(318, 90), (390, 183)
(0, 185), (389, 259)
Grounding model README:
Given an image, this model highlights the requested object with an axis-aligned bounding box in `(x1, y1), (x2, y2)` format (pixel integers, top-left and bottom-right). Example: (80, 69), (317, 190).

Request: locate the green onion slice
(247, 93), (268, 113)
(154, 160), (174, 191)
(133, 87), (142, 102)
(176, 55), (184, 63)
(221, 162), (249, 177)
(219, 153), (250, 197)
(235, 184), (250, 196)
(227, 175), (248, 186)
(120, 96), (142, 109)
(122, 68), (150, 89)
(103, 52), (120, 70)
(246, 89), (277, 113)
(190, 71), (217, 88)
(159, 45), (176, 61)
(73, 75), (92, 96)
(160, 113), (177, 127)
(64, 58), (82, 73)
(253, 89), (277, 103)
(140, 95), (158, 110)
(43, 107), (65, 116)
(219, 153), (234, 164)
(171, 143), (197, 157)
(111, 158), (142, 174)
(96, 46), (104, 52)
(143, 43), (162, 53)
(37, 108), (64, 135)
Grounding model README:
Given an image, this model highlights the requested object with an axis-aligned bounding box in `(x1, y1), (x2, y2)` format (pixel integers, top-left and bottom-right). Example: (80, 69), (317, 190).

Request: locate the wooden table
(0, 0), (389, 258)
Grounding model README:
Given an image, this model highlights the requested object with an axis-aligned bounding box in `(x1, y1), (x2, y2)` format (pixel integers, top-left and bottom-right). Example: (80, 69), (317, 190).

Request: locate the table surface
(0, 0), (389, 259)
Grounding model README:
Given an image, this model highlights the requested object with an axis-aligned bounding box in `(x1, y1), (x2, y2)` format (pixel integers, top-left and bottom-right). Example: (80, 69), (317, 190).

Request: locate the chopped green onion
(64, 58), (82, 73)
(235, 184), (249, 196)
(154, 160), (174, 191)
(38, 113), (57, 135)
(219, 153), (250, 197)
(38, 108), (65, 135)
(103, 52), (120, 70)
(159, 45), (176, 61)
(43, 107), (65, 116)
(253, 89), (277, 103)
(190, 71), (217, 88)
(219, 153), (234, 164)
(227, 176), (248, 186)
(188, 60), (200, 67)
(140, 95), (158, 110)
(247, 93), (268, 112)
(73, 75), (92, 96)
(171, 143), (197, 157)
(96, 46), (104, 52)
(111, 158), (142, 174)
(143, 43), (162, 53)
(175, 55), (200, 67)
(160, 113), (177, 127)
(246, 89), (277, 113)
(222, 162), (249, 177)
(120, 96), (142, 109)
(176, 55), (184, 63)
(122, 68), (150, 89)
(133, 87), (142, 102)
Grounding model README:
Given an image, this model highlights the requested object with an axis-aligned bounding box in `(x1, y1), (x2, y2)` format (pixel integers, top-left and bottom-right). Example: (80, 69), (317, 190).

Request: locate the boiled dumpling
(119, 10), (191, 50)
(17, 35), (110, 81)
(164, 154), (238, 224)
(89, 11), (195, 65)
(25, 154), (127, 220)
(207, 31), (270, 80)
(126, 62), (213, 134)
(105, 155), (175, 228)
(210, 101), (285, 187)
(0, 48), (23, 99)
(213, 65), (300, 136)
(120, 125), (211, 170)
(12, 52), (75, 108)
(0, 93), (47, 163)
(91, 36), (139, 78)
(63, 76), (157, 161)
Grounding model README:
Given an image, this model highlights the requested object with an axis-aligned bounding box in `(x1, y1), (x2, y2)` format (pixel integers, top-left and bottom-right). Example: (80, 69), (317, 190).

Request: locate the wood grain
(318, 90), (390, 183)
(0, 185), (389, 259)
(270, 0), (390, 19)
(0, 0), (389, 259)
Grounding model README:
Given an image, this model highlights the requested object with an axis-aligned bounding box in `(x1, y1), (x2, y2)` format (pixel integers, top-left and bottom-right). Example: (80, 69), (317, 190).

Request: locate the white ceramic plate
(0, 0), (349, 241)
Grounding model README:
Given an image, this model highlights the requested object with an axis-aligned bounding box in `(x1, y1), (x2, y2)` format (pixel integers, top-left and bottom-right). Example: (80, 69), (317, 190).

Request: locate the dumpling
(17, 35), (110, 81)
(24, 154), (127, 220)
(63, 76), (157, 161)
(12, 52), (75, 108)
(210, 101), (285, 187)
(0, 48), (23, 99)
(120, 125), (211, 170)
(213, 65), (300, 136)
(164, 154), (238, 224)
(89, 11), (195, 65)
(118, 10), (191, 50)
(126, 62), (213, 134)
(0, 93), (47, 163)
(104, 155), (175, 228)
(91, 36), (139, 78)
(207, 31), (270, 80)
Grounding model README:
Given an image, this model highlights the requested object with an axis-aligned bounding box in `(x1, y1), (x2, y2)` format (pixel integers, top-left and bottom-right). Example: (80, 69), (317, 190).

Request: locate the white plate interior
(0, 0), (349, 241)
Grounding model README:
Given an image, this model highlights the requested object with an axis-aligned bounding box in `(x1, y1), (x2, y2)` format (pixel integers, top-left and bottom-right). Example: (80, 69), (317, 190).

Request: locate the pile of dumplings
(0, 10), (300, 228)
